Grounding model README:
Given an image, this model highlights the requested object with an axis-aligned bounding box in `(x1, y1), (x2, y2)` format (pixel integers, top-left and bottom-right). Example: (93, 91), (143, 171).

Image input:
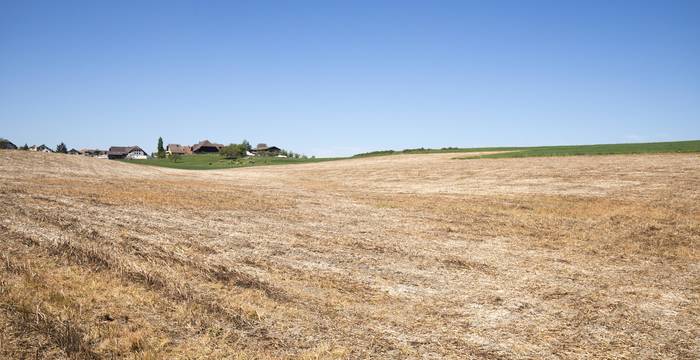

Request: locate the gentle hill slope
(1, 150), (698, 358)
(354, 139), (700, 159)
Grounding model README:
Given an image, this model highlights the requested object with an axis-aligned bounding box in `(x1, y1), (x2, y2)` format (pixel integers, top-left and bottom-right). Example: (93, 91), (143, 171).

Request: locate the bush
(220, 143), (247, 159)
(56, 142), (68, 153)
(241, 139), (252, 152)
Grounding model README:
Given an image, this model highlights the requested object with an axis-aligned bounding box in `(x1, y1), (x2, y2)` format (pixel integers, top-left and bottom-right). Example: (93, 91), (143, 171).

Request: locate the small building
(81, 149), (107, 157)
(67, 148), (81, 155)
(191, 139), (223, 153)
(0, 138), (17, 150)
(250, 143), (282, 156)
(107, 146), (148, 160)
(167, 144), (192, 156)
(30, 144), (53, 153)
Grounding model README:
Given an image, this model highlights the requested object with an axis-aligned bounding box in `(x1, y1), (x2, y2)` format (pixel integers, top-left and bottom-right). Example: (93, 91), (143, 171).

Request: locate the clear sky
(1, 1), (699, 156)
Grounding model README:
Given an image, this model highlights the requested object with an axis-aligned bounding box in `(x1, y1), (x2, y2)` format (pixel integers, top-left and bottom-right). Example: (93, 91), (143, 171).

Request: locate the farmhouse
(30, 144), (53, 153)
(0, 138), (17, 149)
(192, 139), (223, 153)
(81, 149), (107, 157)
(67, 148), (81, 155)
(167, 144), (192, 155)
(107, 146), (148, 160)
(250, 143), (282, 156)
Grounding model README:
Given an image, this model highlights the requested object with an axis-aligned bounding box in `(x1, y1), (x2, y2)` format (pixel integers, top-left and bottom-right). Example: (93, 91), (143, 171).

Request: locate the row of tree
(278, 150), (307, 159)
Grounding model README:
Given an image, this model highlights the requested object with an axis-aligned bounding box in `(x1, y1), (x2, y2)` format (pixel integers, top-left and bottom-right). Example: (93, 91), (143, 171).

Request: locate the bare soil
(1, 150), (698, 359)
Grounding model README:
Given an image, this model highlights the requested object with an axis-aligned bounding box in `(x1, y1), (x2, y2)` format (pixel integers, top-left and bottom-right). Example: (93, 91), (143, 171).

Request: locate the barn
(107, 146), (148, 160)
(31, 144), (53, 153)
(167, 144), (192, 155)
(0, 138), (17, 150)
(191, 140), (223, 153)
(250, 143), (282, 156)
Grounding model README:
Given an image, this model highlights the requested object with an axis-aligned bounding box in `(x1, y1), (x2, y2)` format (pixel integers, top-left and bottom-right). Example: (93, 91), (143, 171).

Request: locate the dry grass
(1, 150), (699, 359)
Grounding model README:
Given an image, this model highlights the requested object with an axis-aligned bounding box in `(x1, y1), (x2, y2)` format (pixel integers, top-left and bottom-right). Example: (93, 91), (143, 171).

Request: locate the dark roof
(80, 148), (107, 154)
(67, 148), (81, 154)
(0, 138), (17, 149)
(250, 145), (281, 152)
(108, 146), (146, 156)
(192, 139), (223, 152)
(34, 144), (53, 152)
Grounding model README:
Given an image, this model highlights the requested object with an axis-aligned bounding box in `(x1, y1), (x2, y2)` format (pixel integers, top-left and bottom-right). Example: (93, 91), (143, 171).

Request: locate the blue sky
(1, 1), (699, 156)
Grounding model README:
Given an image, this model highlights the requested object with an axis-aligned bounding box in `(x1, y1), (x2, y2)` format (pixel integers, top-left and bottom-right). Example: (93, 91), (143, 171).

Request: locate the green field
(459, 140), (700, 159)
(352, 146), (522, 157)
(354, 140), (700, 159)
(121, 153), (339, 170)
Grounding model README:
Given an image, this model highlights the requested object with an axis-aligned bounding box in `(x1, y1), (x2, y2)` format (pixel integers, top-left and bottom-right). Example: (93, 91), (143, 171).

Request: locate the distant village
(0, 138), (300, 160)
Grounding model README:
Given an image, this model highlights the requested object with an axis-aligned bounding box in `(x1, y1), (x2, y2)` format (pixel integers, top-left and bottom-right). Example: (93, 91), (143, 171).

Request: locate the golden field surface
(0, 150), (698, 359)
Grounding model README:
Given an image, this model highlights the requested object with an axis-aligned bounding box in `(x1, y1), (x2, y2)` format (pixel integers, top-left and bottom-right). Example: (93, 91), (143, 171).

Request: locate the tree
(157, 137), (165, 158)
(241, 139), (252, 152)
(56, 142), (68, 153)
(220, 143), (247, 159)
(20, 143), (29, 150)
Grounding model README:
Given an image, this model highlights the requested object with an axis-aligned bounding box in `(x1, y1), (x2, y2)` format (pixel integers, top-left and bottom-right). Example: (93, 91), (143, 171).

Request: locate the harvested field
(1, 150), (699, 359)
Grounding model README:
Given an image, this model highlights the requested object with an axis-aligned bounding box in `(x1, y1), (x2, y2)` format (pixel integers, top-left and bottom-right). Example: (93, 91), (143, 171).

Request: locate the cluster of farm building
(0, 138), (283, 160)
(165, 140), (282, 157)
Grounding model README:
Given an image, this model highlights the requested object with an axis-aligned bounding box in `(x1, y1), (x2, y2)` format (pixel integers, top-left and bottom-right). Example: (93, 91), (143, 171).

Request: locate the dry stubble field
(0, 150), (698, 359)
